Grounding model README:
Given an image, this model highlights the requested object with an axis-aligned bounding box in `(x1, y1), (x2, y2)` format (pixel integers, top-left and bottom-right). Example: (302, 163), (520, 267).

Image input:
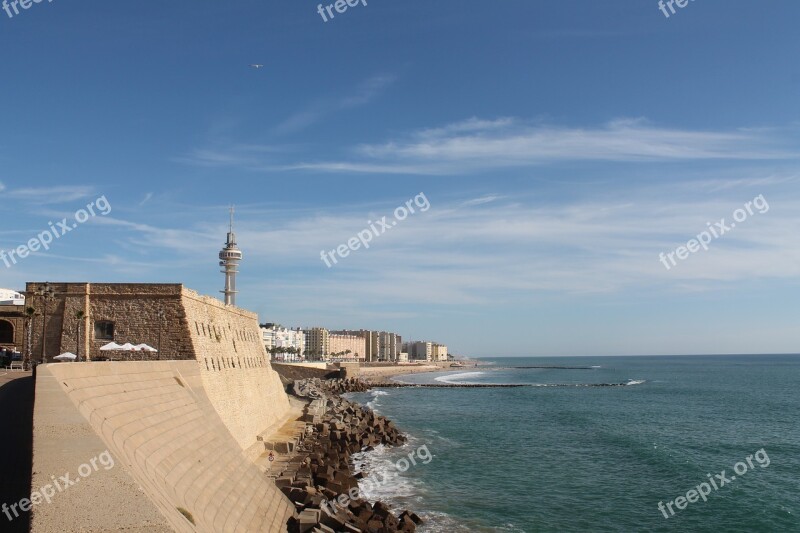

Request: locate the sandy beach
(359, 362), (473, 383)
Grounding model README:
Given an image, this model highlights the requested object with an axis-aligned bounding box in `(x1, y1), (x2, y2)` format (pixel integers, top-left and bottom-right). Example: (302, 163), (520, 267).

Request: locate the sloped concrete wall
(181, 289), (291, 456)
(31, 362), (295, 532)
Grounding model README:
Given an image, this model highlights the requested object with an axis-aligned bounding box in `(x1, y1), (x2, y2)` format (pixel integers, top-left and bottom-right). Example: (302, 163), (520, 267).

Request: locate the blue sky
(1, 1), (799, 356)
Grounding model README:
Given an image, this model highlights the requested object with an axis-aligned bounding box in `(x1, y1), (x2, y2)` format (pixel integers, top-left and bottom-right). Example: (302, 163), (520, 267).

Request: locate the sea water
(347, 355), (800, 532)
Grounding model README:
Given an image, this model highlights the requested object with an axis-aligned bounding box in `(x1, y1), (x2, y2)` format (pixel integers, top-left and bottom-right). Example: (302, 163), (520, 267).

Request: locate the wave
(434, 371), (485, 384)
(365, 389), (390, 411)
(626, 379), (646, 386)
(352, 441), (429, 503)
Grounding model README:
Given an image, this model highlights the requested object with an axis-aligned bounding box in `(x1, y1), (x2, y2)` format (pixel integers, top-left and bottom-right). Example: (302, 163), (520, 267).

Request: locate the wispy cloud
(192, 184), (800, 308)
(175, 117), (799, 176)
(273, 74), (396, 135)
(3, 185), (95, 203)
(173, 145), (293, 168)
(289, 118), (800, 175)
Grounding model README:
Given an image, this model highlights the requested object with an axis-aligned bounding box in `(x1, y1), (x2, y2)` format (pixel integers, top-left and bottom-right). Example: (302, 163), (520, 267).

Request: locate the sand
(359, 363), (446, 383)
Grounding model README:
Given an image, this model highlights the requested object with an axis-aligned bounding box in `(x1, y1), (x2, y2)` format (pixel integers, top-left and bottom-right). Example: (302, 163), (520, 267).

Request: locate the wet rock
(280, 377), (422, 532)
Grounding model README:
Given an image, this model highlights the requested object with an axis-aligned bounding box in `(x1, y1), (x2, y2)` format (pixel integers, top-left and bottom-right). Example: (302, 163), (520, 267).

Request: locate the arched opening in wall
(0, 320), (14, 344)
(94, 321), (115, 341)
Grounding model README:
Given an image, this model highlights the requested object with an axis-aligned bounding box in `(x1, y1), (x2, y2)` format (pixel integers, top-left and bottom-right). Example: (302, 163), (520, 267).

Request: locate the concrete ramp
(32, 362), (295, 532)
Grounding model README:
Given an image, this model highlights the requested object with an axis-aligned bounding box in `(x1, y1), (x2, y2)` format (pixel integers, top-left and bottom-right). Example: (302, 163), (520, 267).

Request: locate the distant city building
(262, 326), (276, 351)
(303, 327), (329, 360)
(329, 332), (366, 360)
(432, 343), (448, 362)
(261, 324), (305, 359)
(332, 330), (376, 361)
(0, 288), (25, 352)
(332, 330), (402, 362)
(406, 341), (433, 361)
(378, 331), (400, 361)
(404, 341), (448, 362)
(0, 289), (25, 306)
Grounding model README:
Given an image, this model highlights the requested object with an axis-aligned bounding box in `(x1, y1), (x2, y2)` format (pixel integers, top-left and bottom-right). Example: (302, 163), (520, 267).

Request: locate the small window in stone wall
(94, 321), (115, 341)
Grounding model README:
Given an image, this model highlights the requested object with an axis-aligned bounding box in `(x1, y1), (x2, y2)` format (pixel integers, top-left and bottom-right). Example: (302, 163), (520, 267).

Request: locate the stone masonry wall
(25, 283), (292, 456)
(25, 283), (194, 362)
(182, 288), (291, 454)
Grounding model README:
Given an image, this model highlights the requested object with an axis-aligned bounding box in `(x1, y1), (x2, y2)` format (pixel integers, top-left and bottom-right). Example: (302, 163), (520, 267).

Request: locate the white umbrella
(135, 344), (158, 352)
(118, 343), (139, 351)
(54, 352), (77, 361)
(99, 342), (122, 351)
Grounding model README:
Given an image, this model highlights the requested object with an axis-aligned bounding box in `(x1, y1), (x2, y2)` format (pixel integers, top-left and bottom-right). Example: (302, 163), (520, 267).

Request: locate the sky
(1, 0), (799, 357)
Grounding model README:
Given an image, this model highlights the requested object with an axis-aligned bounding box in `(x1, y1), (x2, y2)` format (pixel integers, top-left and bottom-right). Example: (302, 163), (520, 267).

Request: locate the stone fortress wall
(182, 288), (290, 455)
(27, 283), (295, 532)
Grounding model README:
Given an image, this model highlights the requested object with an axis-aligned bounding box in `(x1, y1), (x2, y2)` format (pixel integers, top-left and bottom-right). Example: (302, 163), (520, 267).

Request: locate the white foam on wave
(591, 365), (602, 368)
(434, 371), (485, 384)
(365, 389), (390, 411)
(352, 441), (429, 503)
(626, 379), (646, 386)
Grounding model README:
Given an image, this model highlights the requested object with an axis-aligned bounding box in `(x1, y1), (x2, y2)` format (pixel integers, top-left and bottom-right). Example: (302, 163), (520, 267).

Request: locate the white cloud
(4, 185), (94, 204)
(188, 186), (800, 309)
(176, 117), (799, 176)
(299, 118), (799, 175)
(273, 74), (396, 135)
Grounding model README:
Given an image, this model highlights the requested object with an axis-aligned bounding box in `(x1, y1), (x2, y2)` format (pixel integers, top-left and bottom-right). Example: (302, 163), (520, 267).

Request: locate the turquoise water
(347, 355), (800, 532)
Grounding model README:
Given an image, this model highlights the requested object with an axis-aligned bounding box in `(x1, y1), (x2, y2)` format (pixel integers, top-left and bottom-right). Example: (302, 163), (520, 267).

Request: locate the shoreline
(273, 377), (423, 532)
(359, 362), (478, 383)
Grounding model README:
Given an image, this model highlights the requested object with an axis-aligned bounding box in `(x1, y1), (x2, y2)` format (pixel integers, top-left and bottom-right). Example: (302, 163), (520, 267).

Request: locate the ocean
(346, 355), (800, 532)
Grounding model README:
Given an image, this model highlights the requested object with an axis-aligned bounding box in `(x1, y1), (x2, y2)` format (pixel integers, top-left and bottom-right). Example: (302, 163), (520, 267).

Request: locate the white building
(404, 340), (448, 362)
(377, 331), (399, 361)
(406, 341), (433, 361)
(262, 325), (305, 360)
(432, 344), (449, 362)
(0, 289), (25, 306)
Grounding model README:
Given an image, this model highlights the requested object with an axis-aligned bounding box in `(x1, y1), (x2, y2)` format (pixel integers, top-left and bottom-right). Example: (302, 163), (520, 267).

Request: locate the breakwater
(280, 378), (422, 532)
(371, 381), (643, 388)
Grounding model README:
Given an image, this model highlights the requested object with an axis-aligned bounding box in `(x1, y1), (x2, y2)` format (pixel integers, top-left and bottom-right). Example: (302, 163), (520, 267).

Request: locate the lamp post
(23, 306), (35, 371)
(75, 310), (85, 361)
(157, 307), (165, 360)
(35, 283), (56, 364)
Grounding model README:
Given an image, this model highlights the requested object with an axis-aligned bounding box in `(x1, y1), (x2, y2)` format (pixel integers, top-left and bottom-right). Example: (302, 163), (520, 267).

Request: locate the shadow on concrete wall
(0, 373), (33, 532)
